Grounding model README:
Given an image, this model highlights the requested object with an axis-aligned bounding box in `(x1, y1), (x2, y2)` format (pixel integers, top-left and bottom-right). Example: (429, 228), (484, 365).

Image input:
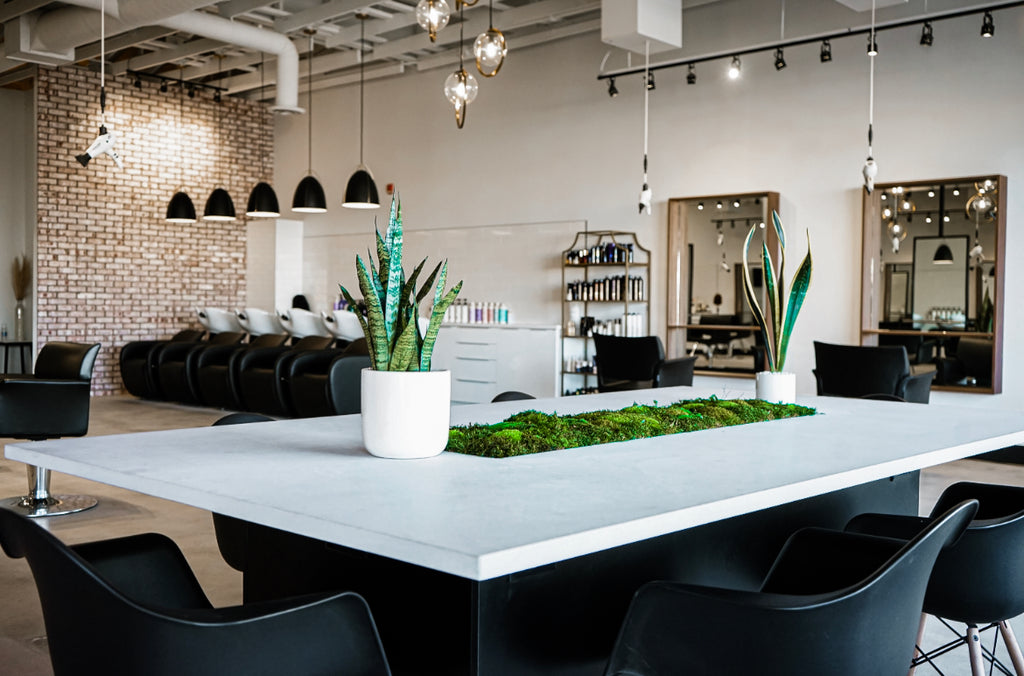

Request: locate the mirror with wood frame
(666, 192), (780, 376)
(860, 175), (1005, 393)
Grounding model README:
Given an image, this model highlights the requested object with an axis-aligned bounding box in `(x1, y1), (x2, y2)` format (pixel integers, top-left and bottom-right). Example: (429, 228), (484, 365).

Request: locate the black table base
(240, 472), (919, 675)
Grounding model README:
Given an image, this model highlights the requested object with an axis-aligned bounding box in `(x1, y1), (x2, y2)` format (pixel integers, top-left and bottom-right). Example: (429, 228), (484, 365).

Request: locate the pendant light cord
(359, 18), (365, 165)
(307, 32), (314, 174)
(868, 0), (876, 156)
(489, 0), (493, 29)
(99, 0), (106, 128)
(259, 53), (267, 179)
(178, 69), (185, 191)
(642, 40), (649, 185)
(460, 5), (465, 70)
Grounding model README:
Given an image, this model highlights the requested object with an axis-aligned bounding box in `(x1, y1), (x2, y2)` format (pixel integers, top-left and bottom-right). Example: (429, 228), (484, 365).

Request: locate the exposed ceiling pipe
(23, 0), (301, 113)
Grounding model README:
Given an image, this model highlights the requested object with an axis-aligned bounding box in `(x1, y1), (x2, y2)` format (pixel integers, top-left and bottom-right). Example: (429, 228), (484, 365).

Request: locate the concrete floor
(0, 395), (1021, 675)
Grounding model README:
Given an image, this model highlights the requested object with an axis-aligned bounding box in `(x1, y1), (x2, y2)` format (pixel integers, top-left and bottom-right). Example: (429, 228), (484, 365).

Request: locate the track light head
(920, 21), (934, 46)
(213, 90), (222, 103)
(728, 56), (741, 80)
(133, 76), (142, 89)
(187, 85), (196, 98)
(867, 34), (878, 56)
(645, 71), (655, 91)
(981, 11), (994, 37)
(607, 77), (618, 97)
(159, 81), (168, 93)
(686, 63), (696, 85)
(774, 48), (786, 71)
(820, 40), (832, 63)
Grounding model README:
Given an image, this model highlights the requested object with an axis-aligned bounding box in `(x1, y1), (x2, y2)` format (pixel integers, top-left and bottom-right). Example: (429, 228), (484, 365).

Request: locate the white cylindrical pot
(361, 369), (451, 459)
(755, 371), (797, 404)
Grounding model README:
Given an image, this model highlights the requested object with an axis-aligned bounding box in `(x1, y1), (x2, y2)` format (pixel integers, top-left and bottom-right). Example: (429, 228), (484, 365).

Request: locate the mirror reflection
(866, 176), (1004, 392)
(667, 192), (779, 375)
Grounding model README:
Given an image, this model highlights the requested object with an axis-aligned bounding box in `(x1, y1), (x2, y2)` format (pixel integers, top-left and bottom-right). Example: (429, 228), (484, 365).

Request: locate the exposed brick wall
(35, 65), (272, 394)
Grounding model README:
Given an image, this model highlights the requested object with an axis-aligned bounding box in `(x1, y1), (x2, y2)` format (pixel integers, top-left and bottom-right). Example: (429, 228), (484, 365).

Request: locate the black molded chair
(119, 329), (203, 399)
(592, 334), (697, 392)
(1, 341), (101, 517)
(235, 335), (335, 416)
(689, 314), (743, 366)
(287, 340), (370, 418)
(846, 482), (1024, 676)
(813, 341), (934, 404)
(491, 391), (536, 402)
(935, 336), (994, 388)
(604, 500), (978, 676)
(193, 333), (288, 410)
(155, 331), (245, 405)
(0, 506), (392, 676)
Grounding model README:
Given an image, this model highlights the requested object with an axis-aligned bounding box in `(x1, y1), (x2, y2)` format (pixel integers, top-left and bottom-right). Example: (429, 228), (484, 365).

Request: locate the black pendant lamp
(246, 55), (281, 218)
(293, 31), (327, 214)
(933, 244), (954, 264)
(204, 55), (236, 222)
(343, 15), (380, 210)
(166, 73), (197, 223)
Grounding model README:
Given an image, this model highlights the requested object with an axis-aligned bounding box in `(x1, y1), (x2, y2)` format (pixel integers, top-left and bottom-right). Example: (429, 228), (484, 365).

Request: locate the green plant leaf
(417, 261), (444, 305)
(375, 228), (388, 290)
(771, 210), (787, 309)
(356, 254), (391, 370)
(777, 233), (812, 372)
(421, 279), (463, 371)
(741, 225), (773, 372)
(389, 315), (421, 371)
(338, 283), (371, 351)
(383, 198), (404, 345)
(761, 241), (782, 370)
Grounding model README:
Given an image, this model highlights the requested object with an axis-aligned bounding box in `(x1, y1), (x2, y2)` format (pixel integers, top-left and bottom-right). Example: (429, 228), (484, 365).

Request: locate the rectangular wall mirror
(667, 192), (780, 377)
(861, 176), (1005, 393)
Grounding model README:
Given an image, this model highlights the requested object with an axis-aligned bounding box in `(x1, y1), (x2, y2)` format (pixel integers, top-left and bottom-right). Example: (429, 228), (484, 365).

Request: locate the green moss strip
(447, 398), (816, 459)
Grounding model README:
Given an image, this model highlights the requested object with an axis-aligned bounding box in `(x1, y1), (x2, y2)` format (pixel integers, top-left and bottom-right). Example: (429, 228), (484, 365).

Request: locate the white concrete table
(7, 388), (1024, 675)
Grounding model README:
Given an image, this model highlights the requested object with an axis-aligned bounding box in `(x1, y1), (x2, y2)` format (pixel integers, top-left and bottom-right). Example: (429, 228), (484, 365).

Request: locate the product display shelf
(560, 230), (650, 395)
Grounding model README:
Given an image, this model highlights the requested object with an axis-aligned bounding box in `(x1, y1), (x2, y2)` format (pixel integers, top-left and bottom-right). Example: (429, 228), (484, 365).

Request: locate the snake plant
(340, 194), (463, 371)
(741, 211), (812, 373)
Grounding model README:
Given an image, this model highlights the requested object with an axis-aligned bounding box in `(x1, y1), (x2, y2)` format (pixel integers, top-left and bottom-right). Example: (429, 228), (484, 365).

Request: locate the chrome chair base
(3, 494), (98, 518)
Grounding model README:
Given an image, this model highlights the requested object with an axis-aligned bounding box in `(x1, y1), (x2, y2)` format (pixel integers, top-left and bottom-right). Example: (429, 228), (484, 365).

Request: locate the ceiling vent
(601, 0), (682, 55)
(1, 14), (76, 66)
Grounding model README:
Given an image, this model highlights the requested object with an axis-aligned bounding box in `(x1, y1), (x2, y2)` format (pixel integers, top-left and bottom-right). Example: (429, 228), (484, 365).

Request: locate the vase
(755, 371), (797, 404)
(361, 368), (451, 459)
(13, 300), (25, 341)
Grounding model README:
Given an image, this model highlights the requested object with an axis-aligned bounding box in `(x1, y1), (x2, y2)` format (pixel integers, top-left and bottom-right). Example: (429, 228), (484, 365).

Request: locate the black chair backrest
(593, 334), (665, 384)
(813, 341), (910, 398)
(293, 335), (334, 351)
(34, 342), (101, 381)
(955, 337), (993, 386)
(328, 355), (372, 415)
(492, 391), (536, 402)
(247, 333), (288, 348)
(171, 329), (205, 342)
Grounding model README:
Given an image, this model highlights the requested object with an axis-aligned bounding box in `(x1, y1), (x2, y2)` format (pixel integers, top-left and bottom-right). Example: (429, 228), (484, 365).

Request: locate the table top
(7, 388), (1024, 581)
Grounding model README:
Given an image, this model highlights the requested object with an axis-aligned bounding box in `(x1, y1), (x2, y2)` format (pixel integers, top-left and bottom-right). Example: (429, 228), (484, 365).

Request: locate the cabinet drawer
(453, 357), (497, 383)
(453, 340), (498, 360)
(451, 379), (498, 404)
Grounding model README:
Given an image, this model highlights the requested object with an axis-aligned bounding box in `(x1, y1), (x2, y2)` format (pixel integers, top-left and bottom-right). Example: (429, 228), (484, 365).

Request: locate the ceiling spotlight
(820, 40), (832, 63)
(159, 81), (168, 93)
(944, 214), (951, 222)
(687, 63), (696, 85)
(728, 56), (741, 80)
(646, 71), (655, 91)
(607, 77), (618, 98)
(981, 11), (994, 38)
(867, 34), (878, 56)
(133, 76), (142, 89)
(920, 21), (934, 46)
(213, 90), (222, 103)
(716, 201), (723, 209)
(187, 85), (195, 98)
(880, 194), (887, 201)
(952, 188), (960, 196)
(416, 0), (451, 42)
(774, 48), (786, 71)
(732, 199), (740, 208)
(697, 202), (704, 210)
(928, 190), (935, 197)
(759, 221), (766, 229)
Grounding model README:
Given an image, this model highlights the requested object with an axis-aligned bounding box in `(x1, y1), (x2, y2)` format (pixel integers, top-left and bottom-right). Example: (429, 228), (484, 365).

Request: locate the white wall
(274, 0), (1024, 410)
(0, 87), (34, 360)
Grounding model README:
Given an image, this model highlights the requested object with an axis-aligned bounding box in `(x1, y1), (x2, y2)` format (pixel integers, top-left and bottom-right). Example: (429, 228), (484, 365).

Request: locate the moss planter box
(447, 398), (816, 459)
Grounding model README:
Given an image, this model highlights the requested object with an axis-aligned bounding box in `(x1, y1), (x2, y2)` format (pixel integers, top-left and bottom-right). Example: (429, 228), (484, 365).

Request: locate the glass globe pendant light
(343, 15), (380, 210)
(416, 0), (451, 42)
(292, 31), (327, 214)
(473, 0), (507, 77)
(444, 7), (478, 129)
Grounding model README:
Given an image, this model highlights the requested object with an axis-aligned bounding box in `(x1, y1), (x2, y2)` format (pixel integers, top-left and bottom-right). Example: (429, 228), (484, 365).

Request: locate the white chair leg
(907, 613), (927, 676)
(967, 625), (986, 676)
(998, 621), (1024, 675)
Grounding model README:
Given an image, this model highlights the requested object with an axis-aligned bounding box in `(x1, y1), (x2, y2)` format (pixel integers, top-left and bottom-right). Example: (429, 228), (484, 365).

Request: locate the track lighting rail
(597, 0), (1024, 81)
(126, 69), (226, 94)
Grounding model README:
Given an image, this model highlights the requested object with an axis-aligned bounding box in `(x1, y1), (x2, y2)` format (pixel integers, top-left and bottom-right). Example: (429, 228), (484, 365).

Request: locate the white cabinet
(431, 325), (562, 404)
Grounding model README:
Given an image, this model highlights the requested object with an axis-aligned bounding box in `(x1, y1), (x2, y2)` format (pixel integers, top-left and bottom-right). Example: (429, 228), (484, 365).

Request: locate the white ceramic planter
(755, 371), (797, 404)
(361, 368), (452, 459)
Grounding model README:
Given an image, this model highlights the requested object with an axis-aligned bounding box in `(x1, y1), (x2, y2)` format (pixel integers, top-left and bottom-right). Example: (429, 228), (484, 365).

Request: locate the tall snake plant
(741, 211), (812, 373)
(340, 194), (463, 371)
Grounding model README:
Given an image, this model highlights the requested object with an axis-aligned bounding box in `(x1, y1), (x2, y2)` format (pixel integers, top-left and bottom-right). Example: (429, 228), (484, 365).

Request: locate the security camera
(75, 125), (123, 169)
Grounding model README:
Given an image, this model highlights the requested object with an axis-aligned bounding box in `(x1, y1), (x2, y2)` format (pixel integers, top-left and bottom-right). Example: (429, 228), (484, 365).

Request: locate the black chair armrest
(813, 368), (825, 395)
(195, 343), (243, 368)
(155, 341), (200, 366)
(898, 370), (934, 404)
(0, 378), (91, 437)
(656, 356), (697, 388)
(287, 348), (347, 379)
(119, 340), (162, 364)
(236, 346), (290, 371)
(844, 513), (929, 541)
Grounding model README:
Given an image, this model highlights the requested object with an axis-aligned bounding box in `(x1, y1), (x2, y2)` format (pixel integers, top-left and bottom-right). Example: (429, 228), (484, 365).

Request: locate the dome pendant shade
(166, 191), (197, 223)
(292, 175), (327, 213)
(203, 188), (237, 222)
(246, 182), (280, 218)
(343, 167), (381, 209)
(933, 244), (955, 264)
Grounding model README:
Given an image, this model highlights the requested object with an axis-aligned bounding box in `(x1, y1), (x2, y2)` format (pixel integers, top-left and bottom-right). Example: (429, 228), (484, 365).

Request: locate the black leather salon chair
(286, 340), (369, 418)
(193, 333), (288, 410)
(0, 507), (392, 676)
(234, 335), (334, 416)
(593, 334), (697, 392)
(604, 500), (977, 676)
(934, 336), (994, 388)
(491, 391), (536, 402)
(155, 331), (245, 405)
(119, 329), (203, 399)
(846, 482), (1024, 676)
(813, 341), (934, 404)
(1, 341), (101, 517)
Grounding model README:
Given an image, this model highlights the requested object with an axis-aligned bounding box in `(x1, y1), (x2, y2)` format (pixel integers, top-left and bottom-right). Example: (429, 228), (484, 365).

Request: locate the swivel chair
(592, 334), (697, 392)
(193, 333), (288, 410)
(604, 500), (977, 676)
(119, 329), (203, 399)
(234, 335), (334, 416)
(813, 341), (934, 404)
(286, 340), (370, 418)
(846, 482), (1024, 676)
(1, 341), (101, 517)
(154, 330), (245, 405)
(0, 507), (392, 676)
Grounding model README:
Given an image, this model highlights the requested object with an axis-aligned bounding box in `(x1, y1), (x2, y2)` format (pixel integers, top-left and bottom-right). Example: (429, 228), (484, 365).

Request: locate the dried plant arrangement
(11, 255), (30, 302)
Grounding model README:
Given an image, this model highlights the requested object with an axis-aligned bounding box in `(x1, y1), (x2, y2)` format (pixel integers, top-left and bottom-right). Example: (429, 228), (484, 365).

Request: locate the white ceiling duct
(7, 0), (301, 113)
